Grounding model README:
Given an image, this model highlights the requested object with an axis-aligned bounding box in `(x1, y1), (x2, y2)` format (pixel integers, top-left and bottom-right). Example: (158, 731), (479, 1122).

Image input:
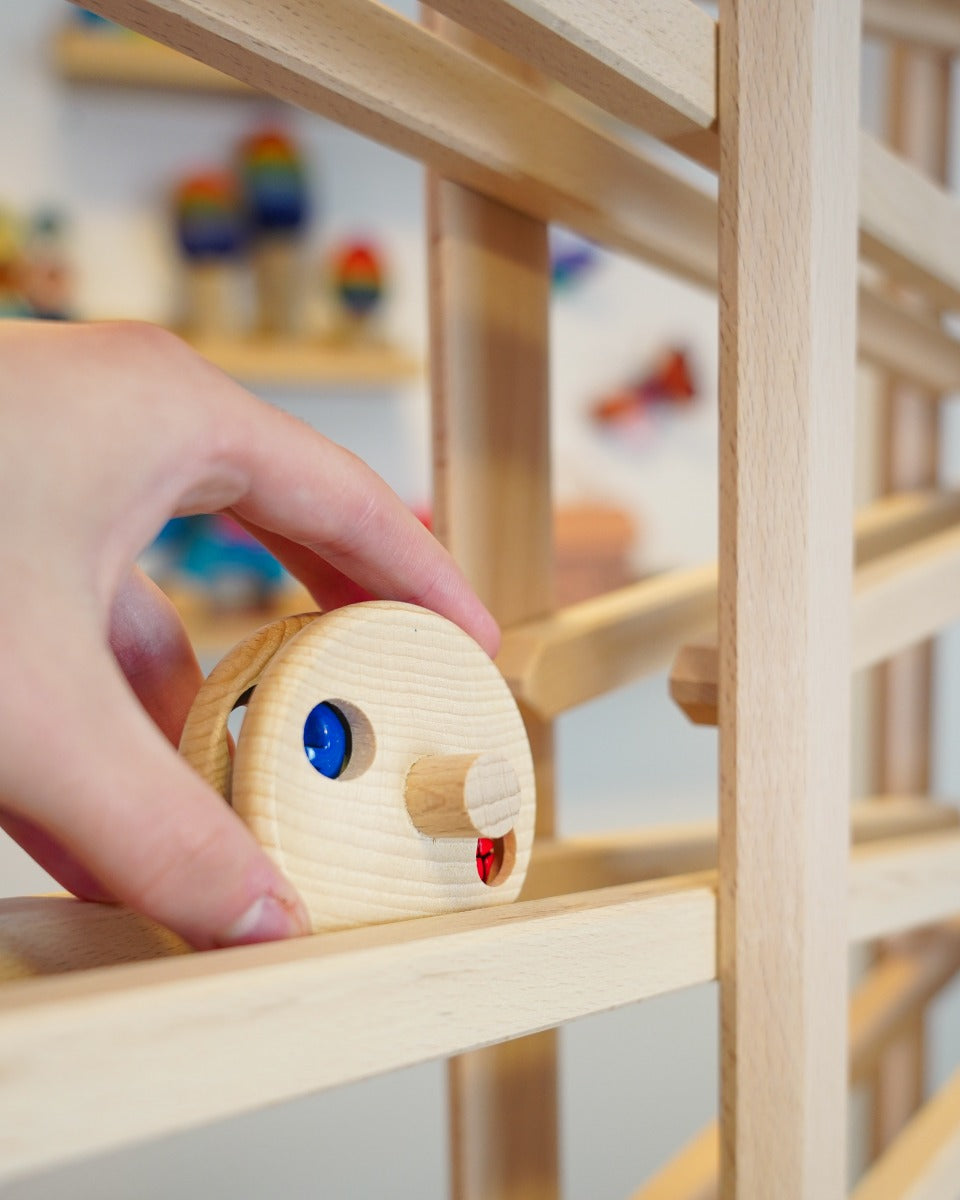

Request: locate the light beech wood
(405, 752), (522, 840)
(498, 564), (717, 719)
(868, 42), (951, 1162)
(3, 831), (960, 1181)
(716, 4), (860, 1198)
(181, 335), (422, 387)
(420, 0), (716, 143)
(671, 514), (960, 726)
(864, 0), (960, 53)
(632, 925), (960, 1200)
(858, 287), (960, 395)
(421, 14), (559, 1196)
(0, 798), (952, 984)
(860, 132), (960, 311)
(83, 0), (719, 289)
(504, 490), (960, 722)
(182, 603), (536, 931)
(853, 1065), (960, 1200)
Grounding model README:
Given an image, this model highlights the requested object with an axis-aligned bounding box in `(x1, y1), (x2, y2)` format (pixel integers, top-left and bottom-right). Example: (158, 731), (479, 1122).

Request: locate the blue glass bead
(303, 703), (350, 779)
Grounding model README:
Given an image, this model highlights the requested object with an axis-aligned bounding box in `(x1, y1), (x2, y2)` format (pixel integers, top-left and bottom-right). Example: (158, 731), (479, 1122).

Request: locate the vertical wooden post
(717, 3), (860, 1198)
(423, 17), (558, 1199)
(870, 43), (952, 1157)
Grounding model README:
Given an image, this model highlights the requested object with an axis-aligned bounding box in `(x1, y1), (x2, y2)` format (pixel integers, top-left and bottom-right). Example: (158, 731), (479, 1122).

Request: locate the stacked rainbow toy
(238, 129), (309, 334)
(173, 172), (243, 337)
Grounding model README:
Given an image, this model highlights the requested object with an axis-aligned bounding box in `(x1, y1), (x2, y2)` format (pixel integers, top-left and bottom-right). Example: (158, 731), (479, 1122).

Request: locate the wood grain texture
(83, 0), (719, 288)
(717, 3), (860, 1198)
(0, 796), (952, 984)
(630, 924), (960, 1200)
(498, 564), (717, 719)
(200, 603), (537, 931)
(671, 504), (960, 726)
(0, 871), (718, 1184)
(3, 829), (960, 1182)
(179, 612), (318, 800)
(852, 1065), (960, 1200)
(420, 13), (559, 1195)
(405, 752), (521, 840)
(420, 0), (716, 141)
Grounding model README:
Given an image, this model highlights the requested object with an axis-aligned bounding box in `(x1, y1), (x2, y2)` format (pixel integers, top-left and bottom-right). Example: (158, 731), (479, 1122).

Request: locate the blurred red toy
(592, 348), (696, 425)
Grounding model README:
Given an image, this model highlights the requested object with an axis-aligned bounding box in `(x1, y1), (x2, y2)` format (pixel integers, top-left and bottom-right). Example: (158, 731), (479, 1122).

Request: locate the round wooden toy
(179, 601), (536, 932)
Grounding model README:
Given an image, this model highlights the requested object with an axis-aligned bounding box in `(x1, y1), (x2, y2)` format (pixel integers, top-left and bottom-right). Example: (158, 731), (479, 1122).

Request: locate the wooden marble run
(3, 2), (960, 1198)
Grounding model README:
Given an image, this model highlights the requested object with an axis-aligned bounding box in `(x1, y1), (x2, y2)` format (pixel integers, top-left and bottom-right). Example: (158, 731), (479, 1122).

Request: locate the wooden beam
(82, 0), (719, 288)
(498, 564), (717, 718)
(852, 1065), (960, 1200)
(503, 490), (960, 720)
(2, 829), (960, 1181)
(421, 13), (559, 1198)
(859, 286), (960, 395)
(861, 132), (960, 311)
(864, 0), (960, 54)
(419, 0), (716, 142)
(671, 514), (960, 726)
(716, 4), (860, 1199)
(0, 796), (953, 983)
(631, 924), (960, 1200)
(0, 871), (718, 1184)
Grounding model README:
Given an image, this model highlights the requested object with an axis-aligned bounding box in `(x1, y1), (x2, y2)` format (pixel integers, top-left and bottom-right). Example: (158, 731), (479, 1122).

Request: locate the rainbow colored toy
(329, 240), (385, 319)
(174, 172), (244, 260)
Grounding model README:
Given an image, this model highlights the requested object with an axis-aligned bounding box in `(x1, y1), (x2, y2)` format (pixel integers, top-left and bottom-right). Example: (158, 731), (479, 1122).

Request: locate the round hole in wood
(476, 830), (516, 887)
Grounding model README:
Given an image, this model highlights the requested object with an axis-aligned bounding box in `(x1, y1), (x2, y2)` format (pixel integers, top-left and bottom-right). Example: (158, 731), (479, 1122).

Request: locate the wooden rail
(632, 924), (960, 1200)
(863, 0), (960, 54)
(2, 825), (960, 1181)
(503, 491), (960, 720)
(671, 507), (960, 727)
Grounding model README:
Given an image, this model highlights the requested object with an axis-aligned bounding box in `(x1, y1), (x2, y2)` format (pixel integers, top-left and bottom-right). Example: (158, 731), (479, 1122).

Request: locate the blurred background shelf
(53, 26), (255, 93)
(181, 335), (421, 388)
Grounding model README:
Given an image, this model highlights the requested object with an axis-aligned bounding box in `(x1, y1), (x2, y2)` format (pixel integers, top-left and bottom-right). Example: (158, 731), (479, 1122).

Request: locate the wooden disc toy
(180, 601), (536, 932)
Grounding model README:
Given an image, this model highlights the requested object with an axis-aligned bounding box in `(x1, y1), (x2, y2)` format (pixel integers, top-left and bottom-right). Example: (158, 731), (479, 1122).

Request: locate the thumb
(4, 647), (309, 950)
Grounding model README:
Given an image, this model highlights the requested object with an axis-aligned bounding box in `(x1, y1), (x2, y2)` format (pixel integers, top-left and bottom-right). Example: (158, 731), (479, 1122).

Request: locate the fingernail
(216, 892), (311, 947)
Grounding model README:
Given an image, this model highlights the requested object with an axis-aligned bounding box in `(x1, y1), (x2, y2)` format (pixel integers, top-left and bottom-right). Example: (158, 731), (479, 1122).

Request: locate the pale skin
(0, 320), (500, 949)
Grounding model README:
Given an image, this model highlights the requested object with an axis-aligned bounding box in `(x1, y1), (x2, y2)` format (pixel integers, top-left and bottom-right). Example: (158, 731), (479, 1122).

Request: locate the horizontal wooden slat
(498, 564), (717, 718)
(852, 1064), (960, 1200)
(525, 796), (959, 900)
(0, 798), (949, 983)
(858, 286), (960, 395)
(863, 0), (960, 54)
(84, 0), (718, 287)
(671, 501), (960, 725)
(632, 923), (960, 1200)
(504, 491), (960, 720)
(0, 871), (718, 1181)
(861, 133), (960, 311)
(419, 0), (716, 142)
(850, 832), (960, 943)
(1, 826), (959, 1179)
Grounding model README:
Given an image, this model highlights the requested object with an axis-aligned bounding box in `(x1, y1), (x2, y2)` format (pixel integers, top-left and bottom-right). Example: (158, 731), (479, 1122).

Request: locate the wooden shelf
(53, 26), (255, 94)
(181, 335), (421, 388)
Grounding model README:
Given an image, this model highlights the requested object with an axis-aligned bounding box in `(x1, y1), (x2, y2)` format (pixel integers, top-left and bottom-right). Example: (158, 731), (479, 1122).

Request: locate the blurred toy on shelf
(71, 8), (122, 30)
(550, 230), (599, 291)
(414, 502), (637, 606)
(173, 171), (244, 337)
(591, 347), (697, 428)
(0, 206), (74, 320)
(145, 515), (289, 612)
(238, 127), (310, 335)
(326, 238), (387, 342)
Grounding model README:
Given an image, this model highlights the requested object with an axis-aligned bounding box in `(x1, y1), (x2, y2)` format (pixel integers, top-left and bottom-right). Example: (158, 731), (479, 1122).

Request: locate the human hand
(0, 320), (498, 949)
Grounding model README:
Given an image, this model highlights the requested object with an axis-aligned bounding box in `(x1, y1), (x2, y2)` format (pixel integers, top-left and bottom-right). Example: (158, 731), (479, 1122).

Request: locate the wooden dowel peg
(405, 752), (521, 840)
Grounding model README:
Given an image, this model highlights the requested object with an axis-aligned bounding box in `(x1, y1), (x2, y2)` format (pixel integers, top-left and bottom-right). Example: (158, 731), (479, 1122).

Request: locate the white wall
(0, 5), (955, 1198)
